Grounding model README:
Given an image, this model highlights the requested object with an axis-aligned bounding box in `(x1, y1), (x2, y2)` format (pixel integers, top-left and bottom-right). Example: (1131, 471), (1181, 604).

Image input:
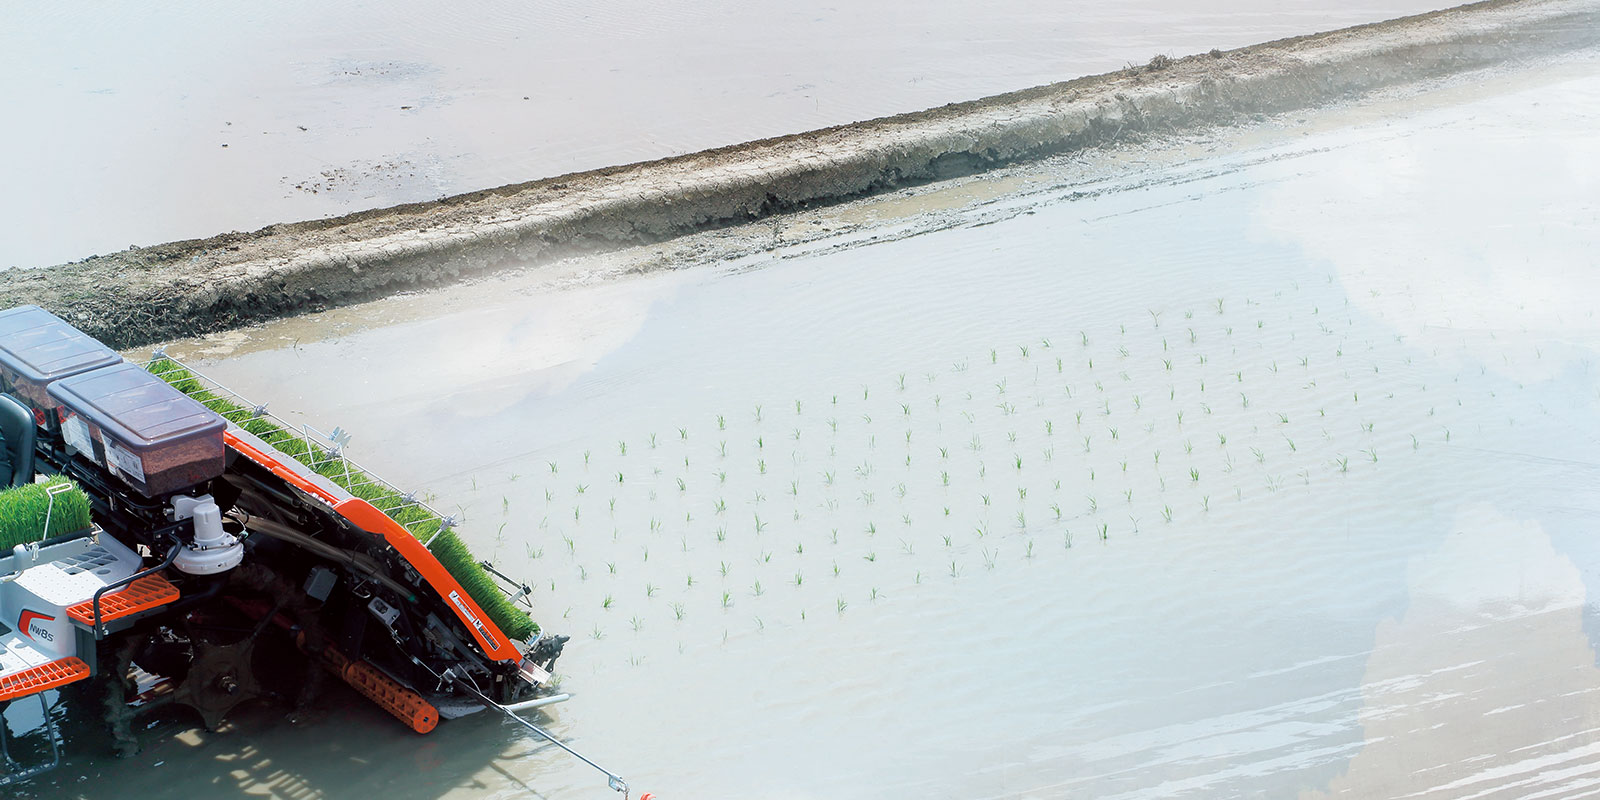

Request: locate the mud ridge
(7, 0), (1597, 347)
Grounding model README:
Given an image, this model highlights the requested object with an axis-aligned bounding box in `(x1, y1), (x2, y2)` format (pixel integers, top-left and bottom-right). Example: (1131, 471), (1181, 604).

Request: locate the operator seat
(0, 393), (36, 487)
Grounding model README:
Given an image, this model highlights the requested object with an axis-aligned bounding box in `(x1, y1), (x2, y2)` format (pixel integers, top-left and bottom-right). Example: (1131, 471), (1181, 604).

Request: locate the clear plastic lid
(0, 305), (122, 384)
(47, 362), (224, 451)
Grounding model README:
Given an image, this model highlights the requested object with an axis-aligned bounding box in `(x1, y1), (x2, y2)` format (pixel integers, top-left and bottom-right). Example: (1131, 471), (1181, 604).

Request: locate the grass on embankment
(147, 358), (537, 641)
(0, 476), (92, 550)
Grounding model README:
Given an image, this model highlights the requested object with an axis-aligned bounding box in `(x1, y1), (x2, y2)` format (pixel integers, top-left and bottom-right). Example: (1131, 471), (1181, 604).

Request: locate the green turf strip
(0, 477), (92, 550)
(146, 358), (537, 641)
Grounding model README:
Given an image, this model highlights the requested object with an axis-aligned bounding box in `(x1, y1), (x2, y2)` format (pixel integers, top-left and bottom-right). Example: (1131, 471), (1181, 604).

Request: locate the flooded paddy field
(0, 1), (1460, 269)
(12, 45), (1600, 800)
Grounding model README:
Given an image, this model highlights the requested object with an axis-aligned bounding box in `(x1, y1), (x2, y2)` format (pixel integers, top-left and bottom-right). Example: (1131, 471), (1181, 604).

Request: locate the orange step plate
(67, 572), (180, 627)
(0, 657), (91, 701)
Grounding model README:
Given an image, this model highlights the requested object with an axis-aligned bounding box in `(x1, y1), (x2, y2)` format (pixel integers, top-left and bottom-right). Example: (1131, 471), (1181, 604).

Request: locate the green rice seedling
(576, 484), (588, 495)
(615, 472), (625, 484)
(592, 626), (604, 640)
(1153, 450), (1161, 466)
(754, 405), (764, 422)
(1088, 357), (1094, 370)
(545, 490), (553, 503)
(1189, 328), (1197, 344)
(1015, 510), (1026, 529)
(1361, 421), (1374, 433)
(607, 561), (618, 576)
(794, 571), (804, 586)
(754, 514), (768, 534)
(758, 459), (767, 474)
(837, 597), (849, 614)
(1411, 434), (1420, 450)
(1285, 436), (1296, 452)
(1087, 495), (1098, 513)
(833, 561), (841, 577)
(1218, 432), (1227, 446)
(1099, 522), (1109, 541)
(1162, 505), (1173, 523)
(982, 494), (991, 507)
(548, 461), (559, 474)
(602, 594), (614, 609)
(715, 527), (727, 542)
(863, 551), (877, 562)
(722, 591), (733, 608)
(0, 478), (91, 548)
(1120, 460), (1128, 473)
(759, 551), (772, 564)
(1014, 455), (1023, 471)
(1251, 447), (1265, 464)
(1364, 448), (1378, 463)
(756, 436), (765, 450)
(1202, 496), (1210, 512)
(941, 471), (950, 486)
(1183, 439), (1193, 455)
(990, 349), (998, 364)
(1240, 393), (1250, 409)
(1215, 298), (1225, 314)
(866, 521), (877, 535)
(573, 506), (582, 522)
(1190, 467), (1200, 483)
(584, 450), (591, 466)
(1123, 489), (1133, 504)
(630, 615), (644, 633)
(752, 580), (764, 597)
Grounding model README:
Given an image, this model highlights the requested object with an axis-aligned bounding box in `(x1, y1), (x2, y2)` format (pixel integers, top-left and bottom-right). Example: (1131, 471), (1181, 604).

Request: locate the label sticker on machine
(105, 441), (146, 482)
(448, 590), (499, 649)
(62, 415), (97, 463)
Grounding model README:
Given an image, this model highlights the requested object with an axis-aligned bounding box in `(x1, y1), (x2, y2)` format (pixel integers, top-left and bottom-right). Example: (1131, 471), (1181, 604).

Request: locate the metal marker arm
(443, 669), (629, 797)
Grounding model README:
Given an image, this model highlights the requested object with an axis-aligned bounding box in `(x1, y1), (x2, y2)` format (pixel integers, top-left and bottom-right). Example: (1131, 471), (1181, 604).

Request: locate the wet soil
(3, 0), (1597, 349)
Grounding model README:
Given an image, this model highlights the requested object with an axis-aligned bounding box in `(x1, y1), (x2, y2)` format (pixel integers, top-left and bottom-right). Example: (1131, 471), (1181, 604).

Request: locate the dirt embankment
(7, 0), (1597, 348)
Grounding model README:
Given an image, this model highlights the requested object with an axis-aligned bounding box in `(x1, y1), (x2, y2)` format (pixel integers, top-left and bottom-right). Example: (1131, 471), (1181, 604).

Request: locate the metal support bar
(443, 671), (628, 797)
(502, 693), (571, 713)
(0, 693), (63, 786)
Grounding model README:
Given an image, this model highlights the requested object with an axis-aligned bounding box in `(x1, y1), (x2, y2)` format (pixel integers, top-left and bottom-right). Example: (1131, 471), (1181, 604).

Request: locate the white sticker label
(105, 441), (146, 483)
(63, 415), (96, 462)
(448, 590), (500, 649)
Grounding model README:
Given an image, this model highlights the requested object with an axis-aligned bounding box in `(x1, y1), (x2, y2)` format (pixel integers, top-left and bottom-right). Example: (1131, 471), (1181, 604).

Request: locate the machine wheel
(101, 563), (325, 754)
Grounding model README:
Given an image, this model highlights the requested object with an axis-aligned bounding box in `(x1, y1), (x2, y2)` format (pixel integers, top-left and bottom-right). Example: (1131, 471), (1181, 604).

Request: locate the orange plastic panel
(0, 656), (91, 701)
(66, 572), (180, 627)
(223, 430), (519, 664)
(333, 498), (521, 664)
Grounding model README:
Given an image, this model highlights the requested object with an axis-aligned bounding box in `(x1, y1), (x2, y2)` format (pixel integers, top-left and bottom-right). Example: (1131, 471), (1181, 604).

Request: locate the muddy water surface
(13, 49), (1600, 800)
(0, 0), (1458, 269)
